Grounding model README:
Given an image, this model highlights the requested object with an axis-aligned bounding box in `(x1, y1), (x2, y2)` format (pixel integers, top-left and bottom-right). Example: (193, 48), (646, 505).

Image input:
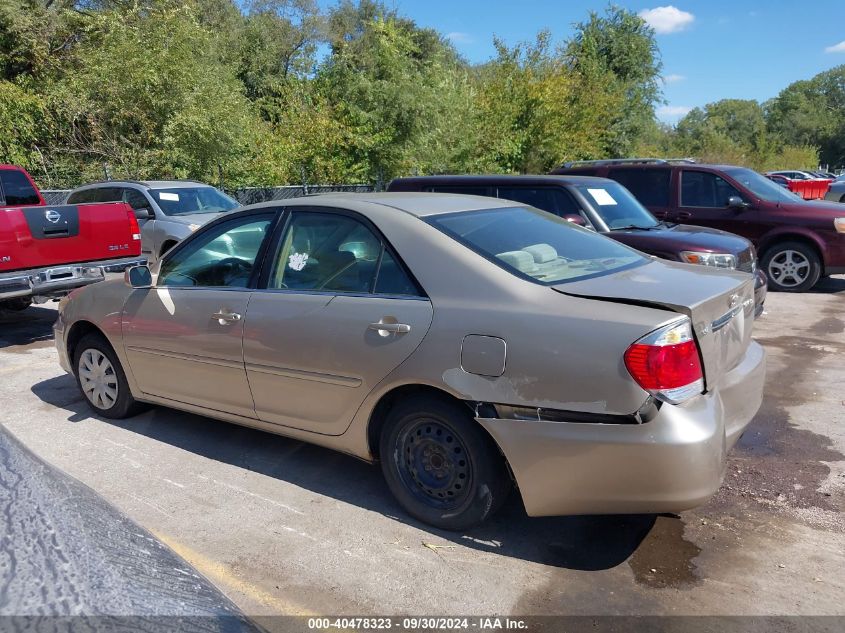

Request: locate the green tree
(565, 4), (663, 157)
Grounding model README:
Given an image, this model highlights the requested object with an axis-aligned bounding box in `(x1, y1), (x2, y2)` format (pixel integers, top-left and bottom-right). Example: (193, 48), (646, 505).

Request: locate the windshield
(150, 187), (239, 216)
(726, 168), (801, 203)
(573, 182), (659, 229)
(428, 206), (646, 285)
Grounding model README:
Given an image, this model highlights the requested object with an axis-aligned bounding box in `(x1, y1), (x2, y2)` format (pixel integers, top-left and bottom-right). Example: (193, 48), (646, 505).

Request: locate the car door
(122, 188), (157, 257)
(674, 169), (753, 235)
(121, 212), (276, 418)
(242, 208), (433, 435)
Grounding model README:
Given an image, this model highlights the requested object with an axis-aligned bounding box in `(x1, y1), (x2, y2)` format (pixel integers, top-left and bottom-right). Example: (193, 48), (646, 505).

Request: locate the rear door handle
(369, 320), (411, 336)
(213, 311), (242, 325)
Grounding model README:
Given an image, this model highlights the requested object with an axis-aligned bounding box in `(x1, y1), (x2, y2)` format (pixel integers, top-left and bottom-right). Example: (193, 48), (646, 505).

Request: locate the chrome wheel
(78, 348), (118, 410)
(767, 249), (810, 288)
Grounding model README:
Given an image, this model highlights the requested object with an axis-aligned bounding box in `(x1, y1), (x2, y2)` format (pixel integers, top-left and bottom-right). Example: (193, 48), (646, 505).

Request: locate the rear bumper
(478, 341), (766, 517)
(0, 257), (146, 301)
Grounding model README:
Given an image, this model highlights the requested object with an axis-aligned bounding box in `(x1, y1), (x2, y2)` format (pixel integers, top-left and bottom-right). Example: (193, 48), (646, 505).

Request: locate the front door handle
(677, 211), (692, 220)
(213, 311), (242, 325)
(368, 320), (411, 336)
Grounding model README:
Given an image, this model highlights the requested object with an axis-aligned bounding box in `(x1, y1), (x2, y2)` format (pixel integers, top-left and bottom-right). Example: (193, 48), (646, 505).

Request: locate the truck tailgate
(0, 203), (140, 272)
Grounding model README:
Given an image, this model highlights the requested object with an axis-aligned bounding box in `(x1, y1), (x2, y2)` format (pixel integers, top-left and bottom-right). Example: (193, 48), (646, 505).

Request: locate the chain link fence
(39, 184), (375, 207)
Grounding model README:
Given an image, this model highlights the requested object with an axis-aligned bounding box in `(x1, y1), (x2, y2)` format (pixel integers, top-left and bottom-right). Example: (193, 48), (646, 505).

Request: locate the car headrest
(524, 243), (558, 263)
(496, 250), (538, 274)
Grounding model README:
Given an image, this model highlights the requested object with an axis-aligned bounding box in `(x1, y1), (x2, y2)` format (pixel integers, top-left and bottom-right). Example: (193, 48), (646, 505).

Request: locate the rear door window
(681, 171), (742, 207)
(0, 169), (41, 206)
(607, 169), (671, 207)
(496, 186), (582, 216)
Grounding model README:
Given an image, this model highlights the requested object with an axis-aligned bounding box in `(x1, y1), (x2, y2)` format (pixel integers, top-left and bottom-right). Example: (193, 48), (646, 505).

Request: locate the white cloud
(663, 73), (686, 84)
(825, 41), (845, 53)
(657, 105), (693, 121)
(446, 32), (473, 44)
(639, 6), (695, 34)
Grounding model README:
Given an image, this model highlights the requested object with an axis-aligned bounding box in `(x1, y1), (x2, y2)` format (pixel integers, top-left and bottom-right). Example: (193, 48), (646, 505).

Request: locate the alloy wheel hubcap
(768, 250), (810, 287)
(78, 349), (118, 410)
(397, 419), (471, 509)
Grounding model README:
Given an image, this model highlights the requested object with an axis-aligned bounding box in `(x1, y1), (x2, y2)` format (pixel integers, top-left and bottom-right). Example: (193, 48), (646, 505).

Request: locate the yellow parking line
(151, 530), (316, 616)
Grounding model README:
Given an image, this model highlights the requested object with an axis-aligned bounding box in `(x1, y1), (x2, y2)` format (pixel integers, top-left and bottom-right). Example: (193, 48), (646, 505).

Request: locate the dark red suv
(552, 159), (845, 292)
(388, 174), (766, 314)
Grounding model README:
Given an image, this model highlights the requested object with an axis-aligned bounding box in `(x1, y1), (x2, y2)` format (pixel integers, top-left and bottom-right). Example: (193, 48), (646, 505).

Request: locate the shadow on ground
(31, 372), (660, 572)
(0, 305), (57, 349)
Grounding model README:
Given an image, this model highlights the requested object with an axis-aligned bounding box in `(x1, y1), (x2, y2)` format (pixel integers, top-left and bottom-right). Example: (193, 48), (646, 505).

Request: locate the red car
(553, 159), (845, 292)
(0, 165), (145, 310)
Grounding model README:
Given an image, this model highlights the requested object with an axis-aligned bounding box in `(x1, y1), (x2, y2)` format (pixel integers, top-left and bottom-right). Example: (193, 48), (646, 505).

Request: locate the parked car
(553, 159), (845, 292)
(766, 170), (821, 181)
(388, 175), (766, 316)
(0, 165), (144, 311)
(66, 179), (240, 264)
(765, 170), (832, 200)
(824, 177), (845, 204)
(55, 193), (765, 530)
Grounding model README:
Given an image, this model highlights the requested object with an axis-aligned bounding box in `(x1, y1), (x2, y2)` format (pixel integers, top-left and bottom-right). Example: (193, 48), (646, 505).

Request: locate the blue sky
(380, 1), (845, 123)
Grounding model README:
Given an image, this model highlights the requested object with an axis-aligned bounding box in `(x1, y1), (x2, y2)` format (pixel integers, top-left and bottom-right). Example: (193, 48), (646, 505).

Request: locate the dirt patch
(713, 335), (844, 515)
(627, 515), (702, 589)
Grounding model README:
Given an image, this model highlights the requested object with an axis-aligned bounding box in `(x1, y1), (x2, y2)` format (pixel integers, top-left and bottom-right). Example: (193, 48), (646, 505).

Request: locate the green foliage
(565, 4), (663, 157)
(1, 0), (835, 189)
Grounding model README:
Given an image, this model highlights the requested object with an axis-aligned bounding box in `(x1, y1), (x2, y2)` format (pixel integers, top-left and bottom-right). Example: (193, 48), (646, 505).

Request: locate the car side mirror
(563, 214), (587, 226)
(727, 196), (750, 211)
(125, 265), (152, 289)
(134, 207), (154, 220)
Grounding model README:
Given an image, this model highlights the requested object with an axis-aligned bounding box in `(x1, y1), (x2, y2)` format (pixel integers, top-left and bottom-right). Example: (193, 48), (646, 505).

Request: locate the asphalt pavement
(0, 278), (843, 619)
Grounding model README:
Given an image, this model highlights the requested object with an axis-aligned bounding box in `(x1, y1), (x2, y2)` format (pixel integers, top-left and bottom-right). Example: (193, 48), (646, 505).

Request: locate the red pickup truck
(0, 165), (145, 310)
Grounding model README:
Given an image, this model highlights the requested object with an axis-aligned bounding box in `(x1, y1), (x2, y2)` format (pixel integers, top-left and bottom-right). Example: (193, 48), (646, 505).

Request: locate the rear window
(428, 206), (646, 285)
(0, 169), (41, 206)
(607, 168), (671, 207)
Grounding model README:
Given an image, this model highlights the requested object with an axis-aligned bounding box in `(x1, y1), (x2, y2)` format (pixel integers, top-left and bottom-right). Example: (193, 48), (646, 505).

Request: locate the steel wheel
(767, 249), (810, 288)
(395, 418), (473, 510)
(78, 348), (119, 410)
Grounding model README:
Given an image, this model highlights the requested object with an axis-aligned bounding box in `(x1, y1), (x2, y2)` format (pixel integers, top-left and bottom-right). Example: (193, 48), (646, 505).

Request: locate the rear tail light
(127, 208), (141, 241)
(624, 319), (704, 405)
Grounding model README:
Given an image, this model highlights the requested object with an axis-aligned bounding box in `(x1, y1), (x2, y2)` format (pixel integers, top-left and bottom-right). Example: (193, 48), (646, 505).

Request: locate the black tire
(0, 297), (32, 311)
(73, 333), (144, 419)
(761, 241), (822, 293)
(379, 395), (511, 531)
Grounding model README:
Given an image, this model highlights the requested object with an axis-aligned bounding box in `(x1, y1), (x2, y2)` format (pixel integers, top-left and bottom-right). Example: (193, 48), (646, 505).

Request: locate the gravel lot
(1, 278), (843, 617)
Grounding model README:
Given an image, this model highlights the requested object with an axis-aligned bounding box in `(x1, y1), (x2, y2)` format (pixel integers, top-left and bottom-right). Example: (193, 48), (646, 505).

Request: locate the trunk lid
(553, 258), (756, 390)
(0, 202), (140, 273)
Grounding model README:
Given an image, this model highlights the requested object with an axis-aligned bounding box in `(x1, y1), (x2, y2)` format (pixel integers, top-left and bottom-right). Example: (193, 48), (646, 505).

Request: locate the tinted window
(681, 171), (742, 207)
(158, 215), (273, 287)
(429, 207), (645, 285)
(67, 189), (96, 204)
(123, 189), (150, 210)
(269, 212), (421, 296)
(0, 169), (41, 206)
(374, 250), (420, 296)
(150, 187), (239, 216)
(607, 169), (671, 207)
(496, 187), (581, 216)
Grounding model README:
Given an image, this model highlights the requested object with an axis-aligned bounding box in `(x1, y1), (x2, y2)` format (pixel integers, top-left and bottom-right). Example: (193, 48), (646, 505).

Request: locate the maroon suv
(387, 174), (766, 314)
(552, 159), (845, 292)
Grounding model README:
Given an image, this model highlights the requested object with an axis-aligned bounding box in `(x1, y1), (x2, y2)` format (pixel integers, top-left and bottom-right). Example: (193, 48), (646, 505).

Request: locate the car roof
(560, 163), (746, 172)
(241, 192), (518, 218)
(390, 174), (614, 186)
(71, 179), (210, 191)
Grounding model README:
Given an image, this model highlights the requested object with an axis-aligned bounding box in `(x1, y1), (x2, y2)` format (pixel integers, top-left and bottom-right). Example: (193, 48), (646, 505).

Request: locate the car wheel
(762, 241), (822, 292)
(73, 333), (143, 419)
(380, 395), (511, 531)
